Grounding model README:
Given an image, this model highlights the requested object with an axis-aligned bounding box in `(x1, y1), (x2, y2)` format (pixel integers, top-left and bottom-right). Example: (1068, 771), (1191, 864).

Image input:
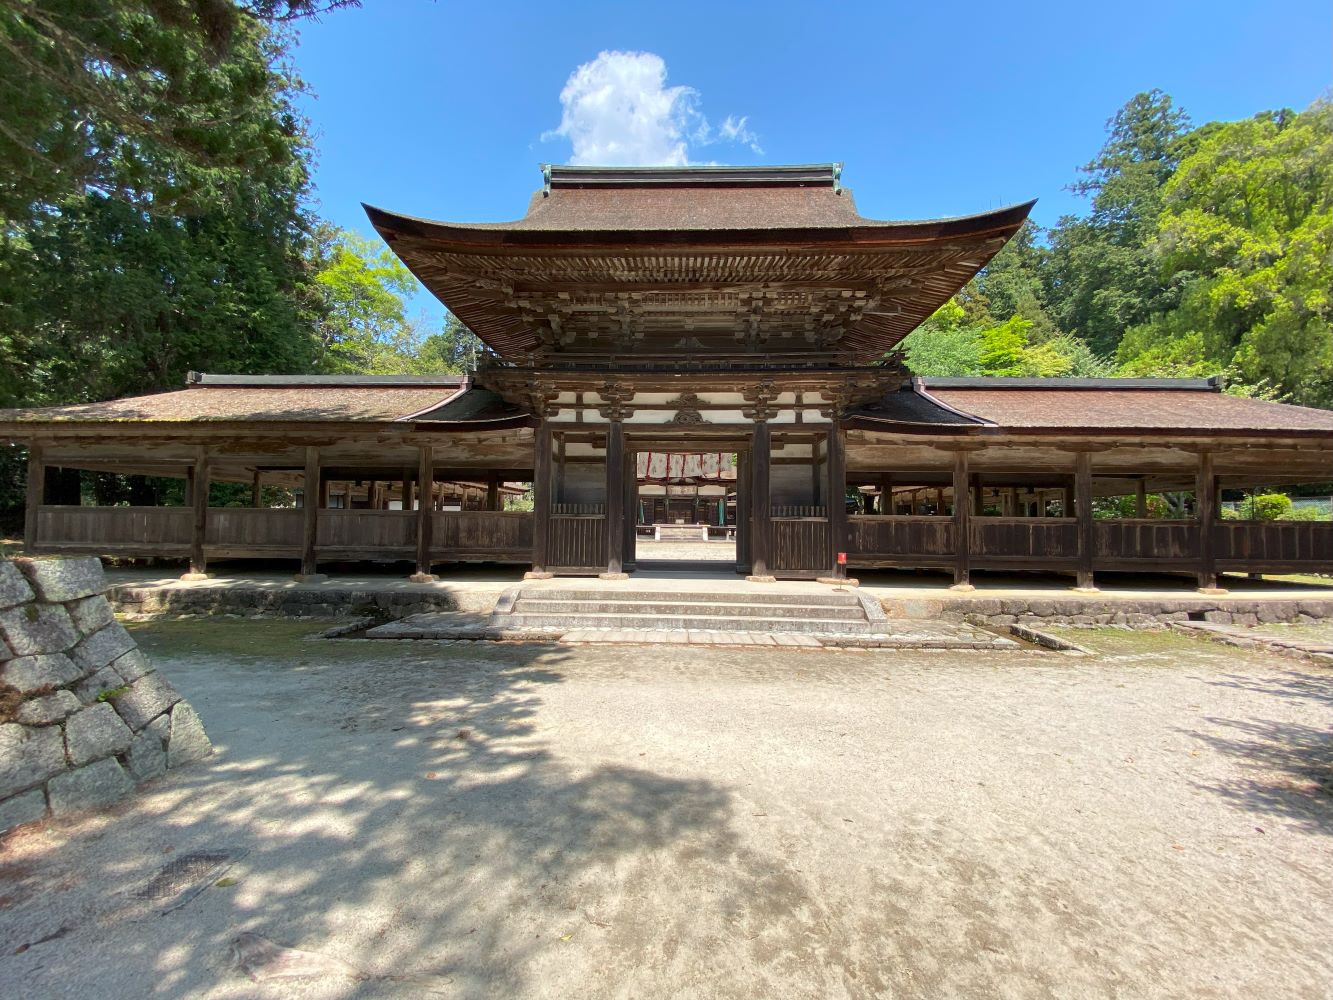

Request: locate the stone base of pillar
(179, 572), (210, 582)
(524, 571), (554, 580)
(745, 575), (777, 583)
(1197, 586), (1230, 596)
(597, 572), (629, 580)
(408, 572), (438, 584)
(293, 573), (328, 584)
(1071, 586), (1101, 594)
(948, 583), (976, 593)
(816, 576), (858, 587)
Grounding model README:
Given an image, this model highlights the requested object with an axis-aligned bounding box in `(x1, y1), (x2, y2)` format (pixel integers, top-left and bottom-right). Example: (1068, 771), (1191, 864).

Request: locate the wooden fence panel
(845, 515), (954, 566)
(34, 505), (191, 553)
(548, 515), (606, 571)
(431, 511), (533, 561)
(205, 508), (302, 553)
(1094, 520), (1198, 567)
(970, 517), (1077, 565)
(770, 518), (830, 575)
(1214, 521), (1333, 571)
(316, 510), (415, 555)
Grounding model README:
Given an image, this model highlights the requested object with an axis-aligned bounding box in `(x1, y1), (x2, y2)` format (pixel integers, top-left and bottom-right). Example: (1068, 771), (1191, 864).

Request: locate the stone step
(512, 598), (867, 621)
(521, 589), (860, 608)
(502, 611), (878, 634)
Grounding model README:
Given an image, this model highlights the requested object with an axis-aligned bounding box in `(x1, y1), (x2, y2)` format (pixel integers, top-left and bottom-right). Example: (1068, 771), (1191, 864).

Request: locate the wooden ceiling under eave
(365, 184), (1034, 367)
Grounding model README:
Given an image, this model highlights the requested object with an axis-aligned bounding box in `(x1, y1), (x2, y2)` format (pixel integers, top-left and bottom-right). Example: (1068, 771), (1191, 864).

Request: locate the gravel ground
(1, 622), (1330, 999)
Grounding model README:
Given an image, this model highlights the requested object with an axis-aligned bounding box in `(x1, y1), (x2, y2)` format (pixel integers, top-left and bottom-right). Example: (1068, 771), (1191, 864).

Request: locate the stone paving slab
(360, 613), (1010, 649)
(560, 630), (825, 647)
(1171, 621), (1333, 664)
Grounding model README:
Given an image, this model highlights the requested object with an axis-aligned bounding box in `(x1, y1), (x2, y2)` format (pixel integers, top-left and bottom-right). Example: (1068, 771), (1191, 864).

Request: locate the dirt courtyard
(1, 622), (1330, 999)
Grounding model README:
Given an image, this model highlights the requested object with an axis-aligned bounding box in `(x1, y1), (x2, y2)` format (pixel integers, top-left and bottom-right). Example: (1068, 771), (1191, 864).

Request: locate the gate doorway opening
(633, 450), (739, 570)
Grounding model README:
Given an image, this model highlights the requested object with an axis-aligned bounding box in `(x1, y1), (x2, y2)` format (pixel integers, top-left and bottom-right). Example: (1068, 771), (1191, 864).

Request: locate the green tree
(0, 1), (355, 228)
(898, 299), (982, 376)
(0, 9), (319, 407)
(417, 313), (487, 373)
(962, 220), (1059, 340)
(1125, 103), (1333, 406)
(310, 225), (419, 373)
(901, 301), (1113, 379)
(977, 316), (1029, 376)
(1045, 90), (1193, 354)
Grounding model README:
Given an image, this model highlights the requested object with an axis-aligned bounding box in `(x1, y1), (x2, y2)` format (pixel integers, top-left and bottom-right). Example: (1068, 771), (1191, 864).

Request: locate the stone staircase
(490, 586), (886, 635)
(652, 524), (710, 542)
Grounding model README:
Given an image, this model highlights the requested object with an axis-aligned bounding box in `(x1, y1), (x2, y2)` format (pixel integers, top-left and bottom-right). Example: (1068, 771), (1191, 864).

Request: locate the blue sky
(289, 1), (1331, 325)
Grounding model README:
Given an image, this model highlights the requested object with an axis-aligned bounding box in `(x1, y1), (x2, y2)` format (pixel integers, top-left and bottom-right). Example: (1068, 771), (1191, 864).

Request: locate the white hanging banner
(635, 452), (737, 482)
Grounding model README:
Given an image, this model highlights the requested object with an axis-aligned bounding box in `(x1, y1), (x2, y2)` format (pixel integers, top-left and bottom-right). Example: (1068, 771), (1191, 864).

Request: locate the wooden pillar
(24, 444), (45, 552)
(622, 450), (637, 570)
(934, 488), (945, 516)
(1196, 451), (1223, 592)
(1074, 451), (1096, 591)
(749, 421), (773, 580)
(827, 426), (847, 577)
(251, 469), (262, 508)
(555, 435), (566, 501)
(412, 444), (435, 581)
(298, 446), (323, 580)
(184, 448), (209, 580)
(972, 475), (984, 516)
(1062, 479), (1074, 518)
(1135, 479), (1148, 518)
(602, 419), (626, 577)
(952, 451), (972, 590)
(486, 477), (499, 512)
(736, 452), (751, 571)
(879, 473), (893, 515)
(529, 422), (553, 577)
(810, 436), (823, 507)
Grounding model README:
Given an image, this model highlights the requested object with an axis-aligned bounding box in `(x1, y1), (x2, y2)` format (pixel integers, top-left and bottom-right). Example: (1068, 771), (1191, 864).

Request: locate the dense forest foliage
(901, 92), (1333, 408)
(0, 3), (1328, 523)
(0, 0), (474, 414)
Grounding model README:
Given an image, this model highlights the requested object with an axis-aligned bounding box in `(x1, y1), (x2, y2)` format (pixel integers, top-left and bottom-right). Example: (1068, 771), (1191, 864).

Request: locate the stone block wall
(0, 556), (211, 835)
(108, 583), (462, 620)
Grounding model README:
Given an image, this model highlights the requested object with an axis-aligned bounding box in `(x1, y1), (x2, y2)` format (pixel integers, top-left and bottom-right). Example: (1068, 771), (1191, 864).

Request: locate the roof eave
(363, 200), (1037, 249)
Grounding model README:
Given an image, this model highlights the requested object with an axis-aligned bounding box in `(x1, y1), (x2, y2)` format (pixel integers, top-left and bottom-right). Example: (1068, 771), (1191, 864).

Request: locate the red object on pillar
(837, 552), (847, 565)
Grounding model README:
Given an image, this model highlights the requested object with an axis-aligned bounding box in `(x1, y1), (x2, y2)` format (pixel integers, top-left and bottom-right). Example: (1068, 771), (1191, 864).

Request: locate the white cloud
(544, 51), (761, 166)
(719, 115), (763, 154)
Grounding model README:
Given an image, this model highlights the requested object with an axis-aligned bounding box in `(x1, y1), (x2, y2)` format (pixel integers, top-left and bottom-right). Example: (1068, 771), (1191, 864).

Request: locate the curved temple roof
(366, 164), (1035, 366)
(844, 377), (1333, 436)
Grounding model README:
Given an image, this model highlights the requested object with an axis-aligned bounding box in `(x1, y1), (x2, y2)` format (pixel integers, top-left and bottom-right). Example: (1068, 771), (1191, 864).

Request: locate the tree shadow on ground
(0, 628), (742, 997)
(1204, 669), (1333, 708)
(1185, 716), (1332, 834)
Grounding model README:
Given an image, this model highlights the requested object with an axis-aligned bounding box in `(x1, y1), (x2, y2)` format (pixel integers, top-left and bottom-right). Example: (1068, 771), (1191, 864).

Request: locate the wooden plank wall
(770, 518), (830, 574)
(846, 515), (954, 565)
(431, 511), (533, 558)
(1215, 521), (1333, 571)
(35, 506), (191, 552)
(205, 508), (302, 552)
(970, 518), (1078, 563)
(1094, 520), (1198, 567)
(548, 515), (607, 570)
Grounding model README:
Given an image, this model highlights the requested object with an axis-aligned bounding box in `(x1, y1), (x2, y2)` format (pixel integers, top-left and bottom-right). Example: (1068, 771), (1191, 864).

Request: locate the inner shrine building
(3, 164), (1331, 590)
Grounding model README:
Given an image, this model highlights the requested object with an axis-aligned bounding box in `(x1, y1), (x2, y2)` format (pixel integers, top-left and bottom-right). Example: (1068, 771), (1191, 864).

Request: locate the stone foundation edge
(108, 585), (463, 621)
(886, 595), (1333, 626)
(1, 557), (213, 836)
